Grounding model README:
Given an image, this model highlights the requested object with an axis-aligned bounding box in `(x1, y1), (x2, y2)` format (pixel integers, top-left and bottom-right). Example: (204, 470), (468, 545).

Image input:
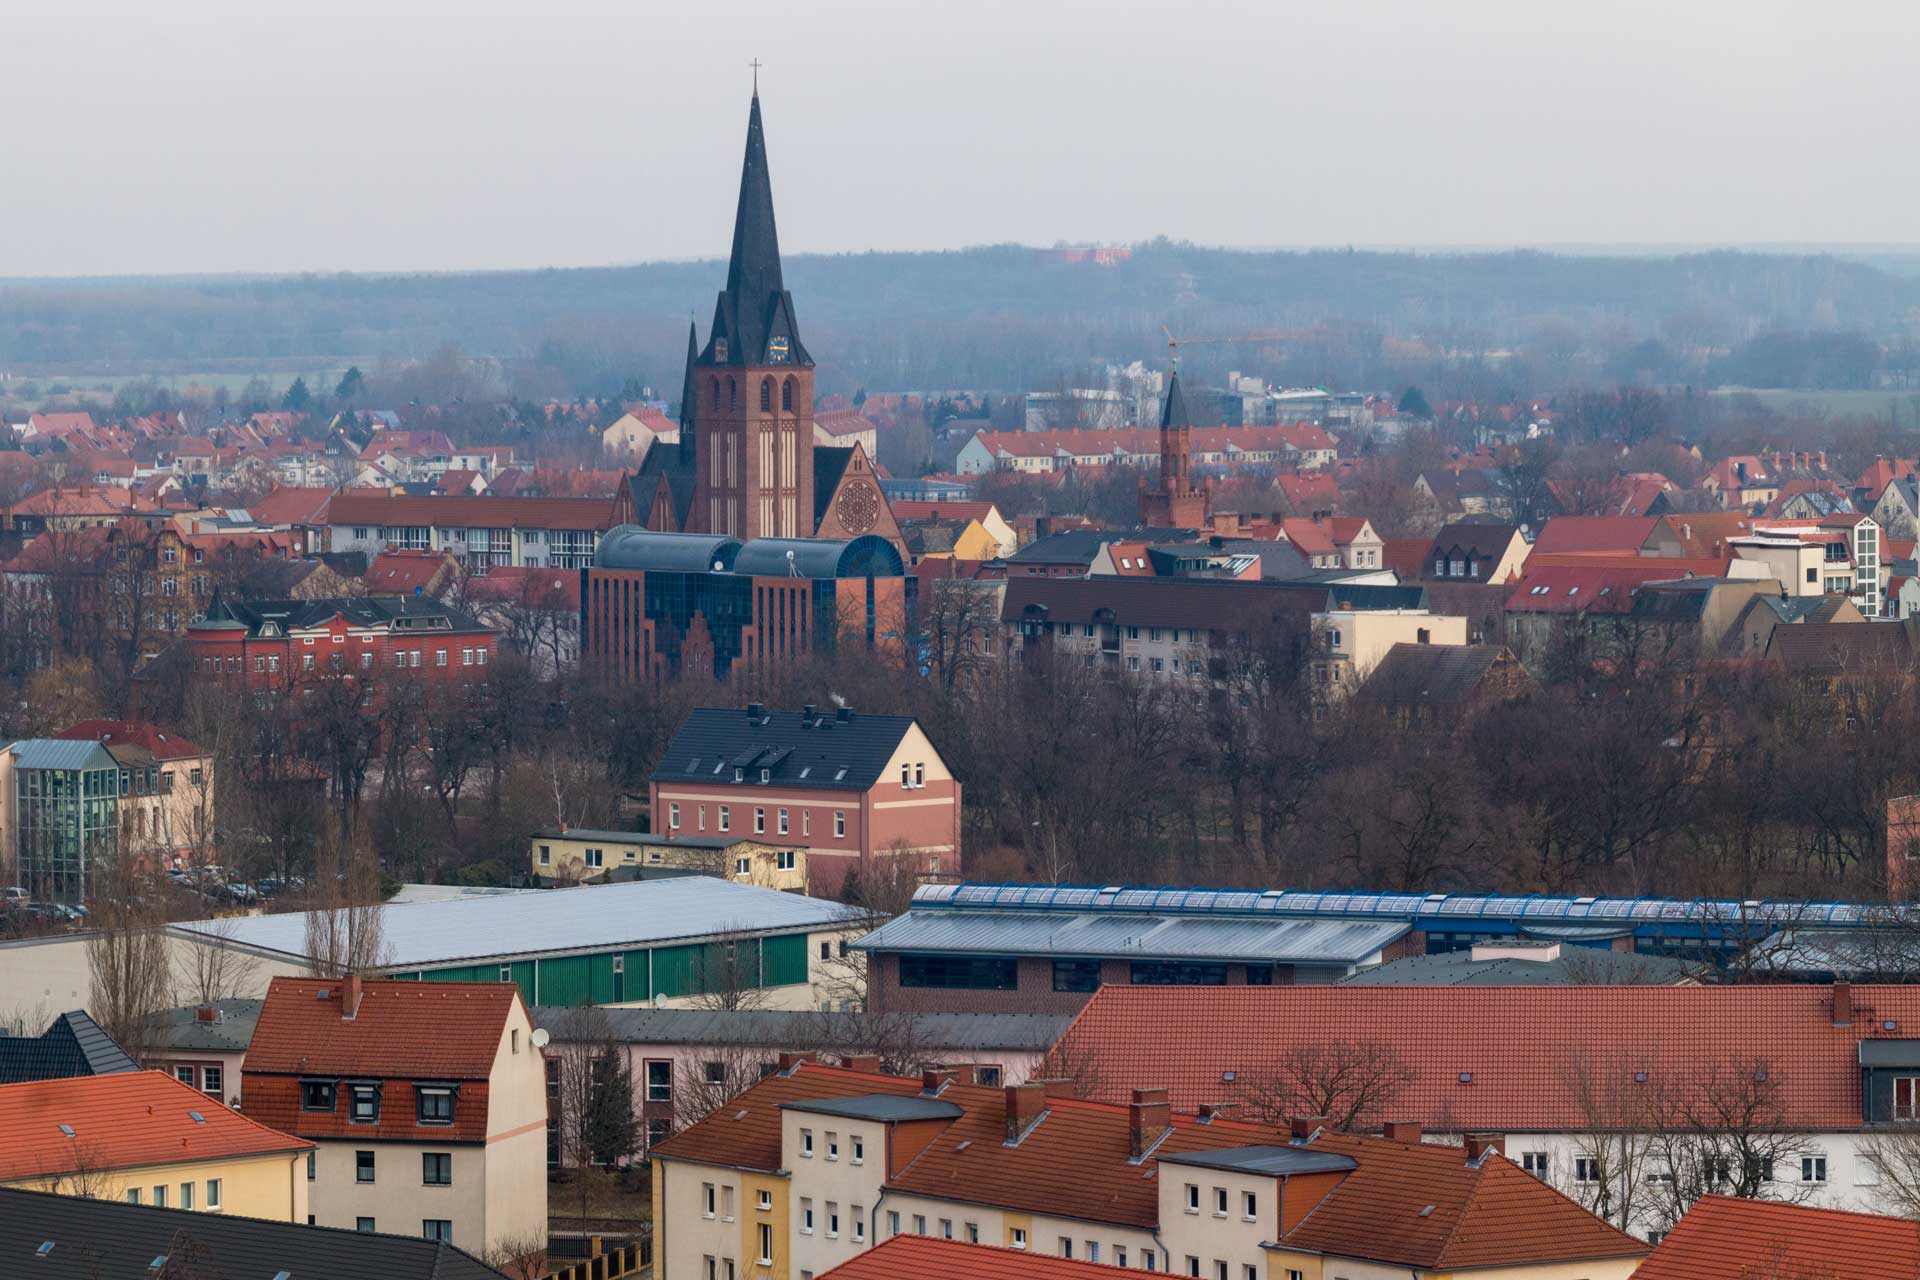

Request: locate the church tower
(690, 91), (815, 540)
(1139, 368), (1210, 528)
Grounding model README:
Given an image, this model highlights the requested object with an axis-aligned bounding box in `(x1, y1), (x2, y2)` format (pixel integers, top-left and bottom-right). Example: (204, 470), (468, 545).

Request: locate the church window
(728, 378), (737, 411)
(782, 379), (795, 412)
(711, 377), (720, 411)
(761, 379), (773, 412)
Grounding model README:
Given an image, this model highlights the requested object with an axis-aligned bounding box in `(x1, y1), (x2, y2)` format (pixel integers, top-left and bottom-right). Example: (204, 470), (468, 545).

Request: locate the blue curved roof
(732, 534), (904, 580)
(594, 527), (742, 573)
(906, 882), (1909, 929)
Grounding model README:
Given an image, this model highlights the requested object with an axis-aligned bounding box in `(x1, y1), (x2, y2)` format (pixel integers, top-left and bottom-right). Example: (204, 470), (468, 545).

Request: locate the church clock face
(769, 335), (790, 364)
(837, 479), (880, 534)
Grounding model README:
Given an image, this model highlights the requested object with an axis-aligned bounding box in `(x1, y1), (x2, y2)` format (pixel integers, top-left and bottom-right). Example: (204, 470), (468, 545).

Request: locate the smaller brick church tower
(1138, 368), (1210, 529)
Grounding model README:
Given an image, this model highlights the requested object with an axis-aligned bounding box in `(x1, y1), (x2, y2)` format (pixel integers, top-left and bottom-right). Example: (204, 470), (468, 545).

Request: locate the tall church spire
(678, 318), (699, 465)
(701, 92), (810, 370)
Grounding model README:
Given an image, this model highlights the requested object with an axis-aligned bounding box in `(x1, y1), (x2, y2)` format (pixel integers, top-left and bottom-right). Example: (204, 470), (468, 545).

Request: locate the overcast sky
(8, 0), (1917, 277)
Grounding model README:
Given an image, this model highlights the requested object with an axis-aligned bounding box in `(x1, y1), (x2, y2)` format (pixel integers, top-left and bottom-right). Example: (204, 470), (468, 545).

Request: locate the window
(1143, 1252), (1156, 1272)
(889, 1211), (901, 1237)
(801, 1198), (814, 1234)
(1131, 961), (1228, 986)
(1245, 964), (1273, 985)
(1287, 1272), (1304, 1280)
(1242, 1190), (1257, 1219)
(585, 847), (604, 869)
(776, 850), (795, 871)
(913, 1215), (927, 1235)
(424, 1220), (453, 1243)
(417, 1086), (454, 1124)
(853, 1205), (866, 1240)
(306, 1151), (316, 1181)
(303, 653), (315, 672)
(1187, 1258), (1201, 1278)
(1185, 1183), (1200, 1213)
(801, 1128), (814, 1157)
(1059, 1238), (1073, 1258)
(1216, 1263), (1229, 1280)
(704, 1183), (717, 1218)
(1897, 1076), (1920, 1121)
(175, 1065), (197, 1087)
(435, 649), (448, 667)
(834, 811), (845, 838)
(826, 1132), (840, 1160)
(914, 763), (925, 786)
(719, 806), (730, 832)
(349, 1083), (380, 1123)
(1088, 1242), (1100, 1262)
(669, 803), (681, 829)
(756, 1188), (772, 1211)
(1213, 1186), (1228, 1216)
(758, 1223), (774, 1265)
(737, 857), (752, 876)
(153, 1185), (167, 1208)
(357, 1218), (376, 1233)
(828, 1204), (840, 1238)
(723, 1186), (735, 1220)
(1011, 1228), (1027, 1250)
(423, 1153), (451, 1185)
(1803, 1155), (1828, 1183)
(646, 1060), (672, 1102)
(356, 1150), (376, 1183)
(899, 954), (1018, 990)
(1116, 1247), (1128, 1267)
(761, 380), (773, 412)
(967, 1223), (979, 1244)
(1522, 1151), (1550, 1179)
(777, 808), (788, 834)
(851, 1135), (864, 1164)
(538, 844), (551, 865)
(802, 810), (810, 835)
(704, 1060), (727, 1087)
(754, 807), (766, 834)
(1575, 1156), (1599, 1184)
(902, 764), (912, 787)
(126, 1188), (140, 1205)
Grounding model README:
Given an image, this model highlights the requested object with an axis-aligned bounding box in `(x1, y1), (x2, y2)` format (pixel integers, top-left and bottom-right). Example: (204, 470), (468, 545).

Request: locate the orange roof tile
(1048, 985), (1920, 1132)
(53, 720), (205, 760)
(1530, 516), (1660, 555)
(0, 1071), (308, 1181)
(246, 976), (517, 1081)
(1634, 1195), (1920, 1280)
(821, 1237), (1154, 1280)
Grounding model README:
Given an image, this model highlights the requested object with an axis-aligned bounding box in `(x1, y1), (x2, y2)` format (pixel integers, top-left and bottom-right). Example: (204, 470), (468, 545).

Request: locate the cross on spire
(750, 58), (762, 93)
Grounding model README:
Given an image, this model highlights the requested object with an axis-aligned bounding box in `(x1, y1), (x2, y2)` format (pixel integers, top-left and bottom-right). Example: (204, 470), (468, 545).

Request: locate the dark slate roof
(1756, 594), (1834, 624)
(537, 1007), (1072, 1051)
(1315, 583), (1429, 611)
(1158, 1145), (1358, 1176)
(679, 319), (700, 433)
(781, 1095), (964, 1122)
(0, 1185), (508, 1280)
(1002, 575), (1329, 630)
(651, 706), (921, 792)
(146, 999), (262, 1055)
(0, 1011), (139, 1084)
(1425, 523), (1523, 582)
(1626, 579), (1728, 623)
(700, 93), (811, 370)
(1357, 643), (1527, 708)
(633, 440), (699, 529)
(195, 593), (490, 636)
(1338, 947), (1697, 987)
(1161, 369), (1191, 429)
(1766, 620), (1915, 673)
(814, 446), (855, 527)
(1009, 528), (1191, 565)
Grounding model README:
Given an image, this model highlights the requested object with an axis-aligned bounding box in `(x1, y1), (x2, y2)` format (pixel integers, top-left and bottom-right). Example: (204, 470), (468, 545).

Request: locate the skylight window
(57, 1124), (74, 1137)
(36, 1242), (54, 1258)
(189, 1111), (205, 1124)
(834, 767), (847, 781)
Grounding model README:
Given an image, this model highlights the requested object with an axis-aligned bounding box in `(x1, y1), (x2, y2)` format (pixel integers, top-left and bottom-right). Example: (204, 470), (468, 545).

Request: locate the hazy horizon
(10, 0), (1919, 278)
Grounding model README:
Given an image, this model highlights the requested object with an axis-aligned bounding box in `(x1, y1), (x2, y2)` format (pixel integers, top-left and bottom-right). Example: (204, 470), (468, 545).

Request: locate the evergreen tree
(1398, 385), (1433, 419)
(282, 377), (311, 411)
(585, 1050), (640, 1165)
(852, 386), (867, 408)
(335, 366), (365, 400)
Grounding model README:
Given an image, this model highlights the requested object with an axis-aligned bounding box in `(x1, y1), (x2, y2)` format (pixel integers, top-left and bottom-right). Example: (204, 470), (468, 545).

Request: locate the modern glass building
(7, 739), (123, 904)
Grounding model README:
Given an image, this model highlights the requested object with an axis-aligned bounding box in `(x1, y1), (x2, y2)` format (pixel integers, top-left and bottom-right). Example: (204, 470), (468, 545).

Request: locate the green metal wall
(403, 929), (817, 1007)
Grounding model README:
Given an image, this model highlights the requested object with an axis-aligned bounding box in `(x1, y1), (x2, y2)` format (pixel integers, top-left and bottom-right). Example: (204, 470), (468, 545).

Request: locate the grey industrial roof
(3, 739), (117, 771)
(780, 1095), (964, 1122)
(171, 876), (861, 969)
(0, 1185), (507, 1280)
(532, 1006), (1072, 1051)
(1157, 1145), (1359, 1176)
(145, 999), (263, 1053)
(0, 1011), (139, 1084)
(854, 909), (1407, 965)
(1338, 948), (1698, 987)
(594, 528), (742, 573)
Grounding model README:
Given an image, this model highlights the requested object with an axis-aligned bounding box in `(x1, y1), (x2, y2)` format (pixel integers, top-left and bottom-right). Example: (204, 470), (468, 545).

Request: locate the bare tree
(1858, 1124), (1920, 1219)
(302, 822), (389, 977)
(86, 852), (172, 1065)
(481, 1228), (552, 1280)
(547, 1006), (639, 1233)
(1228, 1039), (1415, 1131)
(686, 923), (772, 1012)
(676, 1040), (783, 1129)
(1557, 1050), (1665, 1232)
(175, 915), (259, 1006)
(1643, 1057), (1821, 1234)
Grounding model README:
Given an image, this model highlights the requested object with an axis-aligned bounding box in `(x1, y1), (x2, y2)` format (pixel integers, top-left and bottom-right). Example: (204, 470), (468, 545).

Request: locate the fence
(545, 1237), (650, 1280)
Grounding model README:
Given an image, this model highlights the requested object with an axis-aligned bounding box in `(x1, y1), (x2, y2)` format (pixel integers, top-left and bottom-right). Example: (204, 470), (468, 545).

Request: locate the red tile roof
(243, 978), (520, 1145)
(1504, 561), (1730, 613)
(460, 565), (582, 610)
(0, 1070), (308, 1181)
(820, 1237), (1156, 1280)
(53, 720), (205, 760)
(1380, 537), (1432, 579)
(662, 1063), (1638, 1270)
(891, 501), (999, 524)
(1856, 457), (1920, 498)
(366, 549), (457, 594)
(326, 491), (616, 531)
(1275, 470), (1339, 510)
(1530, 516), (1661, 555)
(1049, 985), (1920, 1131)
(1635, 1196), (1920, 1280)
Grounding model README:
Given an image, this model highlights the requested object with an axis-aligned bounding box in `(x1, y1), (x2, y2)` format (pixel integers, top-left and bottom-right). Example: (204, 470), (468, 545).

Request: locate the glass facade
(18, 759), (123, 904)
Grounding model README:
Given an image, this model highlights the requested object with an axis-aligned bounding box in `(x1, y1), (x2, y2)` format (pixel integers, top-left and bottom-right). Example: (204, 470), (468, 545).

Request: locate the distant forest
(3, 242), (1918, 402)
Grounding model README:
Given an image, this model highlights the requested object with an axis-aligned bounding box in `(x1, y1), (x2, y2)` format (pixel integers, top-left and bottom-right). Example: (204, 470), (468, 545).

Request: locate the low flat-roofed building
(529, 828), (805, 891)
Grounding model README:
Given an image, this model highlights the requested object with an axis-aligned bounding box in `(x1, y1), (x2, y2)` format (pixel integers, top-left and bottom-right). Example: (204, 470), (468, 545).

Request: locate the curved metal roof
(907, 882), (1909, 930)
(732, 534), (904, 580)
(594, 526), (742, 573)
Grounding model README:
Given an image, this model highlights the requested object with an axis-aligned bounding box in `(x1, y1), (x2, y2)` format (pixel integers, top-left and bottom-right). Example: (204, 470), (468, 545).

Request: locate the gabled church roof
(701, 94), (811, 370)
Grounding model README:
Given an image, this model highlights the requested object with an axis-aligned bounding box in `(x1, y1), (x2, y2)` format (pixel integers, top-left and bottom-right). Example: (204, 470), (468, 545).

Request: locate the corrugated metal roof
(171, 876), (861, 968)
(854, 909), (1406, 964)
(533, 1006), (1071, 1050)
(3, 739), (118, 771)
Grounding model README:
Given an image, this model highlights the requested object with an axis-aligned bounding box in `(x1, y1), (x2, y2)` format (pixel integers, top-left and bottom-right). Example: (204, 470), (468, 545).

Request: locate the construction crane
(1161, 325), (1289, 369)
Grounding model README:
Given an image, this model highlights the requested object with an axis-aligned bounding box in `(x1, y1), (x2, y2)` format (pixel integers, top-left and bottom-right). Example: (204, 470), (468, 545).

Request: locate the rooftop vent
(1457, 1073), (1472, 1084)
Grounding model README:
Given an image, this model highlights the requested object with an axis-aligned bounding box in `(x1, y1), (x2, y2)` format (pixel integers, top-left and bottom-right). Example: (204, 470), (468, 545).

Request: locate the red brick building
(185, 594), (498, 691)
(648, 704), (960, 893)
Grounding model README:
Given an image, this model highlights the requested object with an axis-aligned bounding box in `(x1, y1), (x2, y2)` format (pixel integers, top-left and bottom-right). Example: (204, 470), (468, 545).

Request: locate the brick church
(617, 92), (903, 558)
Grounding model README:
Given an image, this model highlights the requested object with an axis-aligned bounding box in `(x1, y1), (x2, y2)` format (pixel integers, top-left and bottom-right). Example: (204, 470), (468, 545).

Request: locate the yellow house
(0, 1070), (310, 1221)
(902, 517), (1002, 565)
(531, 828), (807, 891)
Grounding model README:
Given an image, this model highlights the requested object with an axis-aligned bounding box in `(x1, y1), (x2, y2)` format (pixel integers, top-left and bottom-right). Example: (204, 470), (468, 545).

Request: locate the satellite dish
(530, 1028), (551, 1049)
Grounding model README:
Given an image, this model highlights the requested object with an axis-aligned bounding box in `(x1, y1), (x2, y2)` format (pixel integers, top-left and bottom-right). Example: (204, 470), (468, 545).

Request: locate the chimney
(1464, 1133), (1505, 1162)
(1129, 1088), (1172, 1158)
(745, 701), (765, 721)
(801, 703), (816, 722)
(836, 706), (854, 723)
(1033, 1077), (1079, 1099)
(341, 973), (362, 1019)
(776, 1051), (814, 1073)
(1383, 1121), (1423, 1144)
(1198, 1102), (1238, 1123)
(841, 1054), (881, 1074)
(194, 1004), (220, 1024)
(1819, 450), (1828, 470)
(1289, 1116), (1325, 1141)
(1832, 981), (1853, 1028)
(1005, 1083), (1047, 1141)
(921, 1068), (956, 1095)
